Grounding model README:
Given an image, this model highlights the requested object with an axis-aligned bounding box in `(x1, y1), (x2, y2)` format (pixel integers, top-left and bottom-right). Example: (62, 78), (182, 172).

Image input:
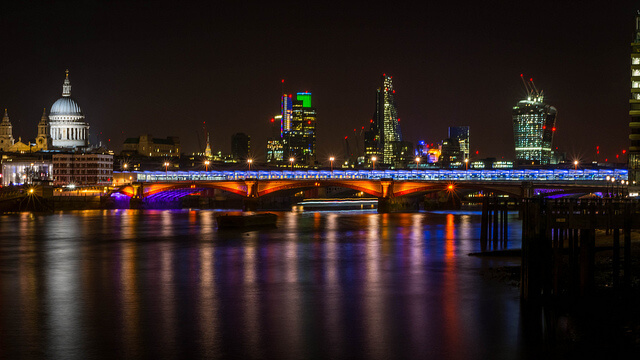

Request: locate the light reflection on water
(0, 210), (525, 360)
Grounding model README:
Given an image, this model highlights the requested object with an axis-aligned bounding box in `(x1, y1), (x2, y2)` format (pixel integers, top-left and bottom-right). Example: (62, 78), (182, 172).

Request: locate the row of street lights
(158, 156), (589, 175)
(605, 175), (629, 198)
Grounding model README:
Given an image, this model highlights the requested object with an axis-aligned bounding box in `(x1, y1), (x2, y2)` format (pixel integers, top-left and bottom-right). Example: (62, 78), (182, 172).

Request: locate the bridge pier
(377, 178), (394, 213)
(129, 182), (144, 209)
(243, 179), (259, 211)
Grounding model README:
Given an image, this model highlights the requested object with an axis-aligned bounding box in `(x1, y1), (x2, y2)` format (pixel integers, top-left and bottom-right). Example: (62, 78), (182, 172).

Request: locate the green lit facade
(512, 84), (557, 165)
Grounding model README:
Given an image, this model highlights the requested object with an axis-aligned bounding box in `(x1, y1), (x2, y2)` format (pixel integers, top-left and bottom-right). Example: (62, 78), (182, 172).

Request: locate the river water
(0, 209), (530, 359)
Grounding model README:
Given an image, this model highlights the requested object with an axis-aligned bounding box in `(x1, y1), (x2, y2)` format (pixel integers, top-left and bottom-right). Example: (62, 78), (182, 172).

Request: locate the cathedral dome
(49, 70), (84, 118)
(50, 97), (83, 117)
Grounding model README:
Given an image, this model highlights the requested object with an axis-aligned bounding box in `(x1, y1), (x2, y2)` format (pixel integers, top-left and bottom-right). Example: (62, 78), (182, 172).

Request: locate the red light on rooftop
(354, 129), (356, 132)
(393, 90), (395, 93)
(361, 126), (364, 129)
(552, 127), (556, 131)
(308, 121), (311, 124)
(597, 145), (600, 149)
(370, 119), (373, 123)
(383, 73), (386, 76)
(270, 118), (274, 122)
(476, 150), (479, 154)
(520, 73), (523, 77)
(344, 136), (348, 139)
(289, 94), (292, 98)
(542, 125), (546, 129)
(397, 118), (401, 122)
(281, 79), (284, 83)
(623, 149), (627, 154)
(529, 78), (533, 81)
(617, 154), (620, 159)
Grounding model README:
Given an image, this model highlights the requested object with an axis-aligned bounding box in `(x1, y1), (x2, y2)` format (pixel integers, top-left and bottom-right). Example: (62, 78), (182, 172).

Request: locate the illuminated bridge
(111, 169), (627, 212)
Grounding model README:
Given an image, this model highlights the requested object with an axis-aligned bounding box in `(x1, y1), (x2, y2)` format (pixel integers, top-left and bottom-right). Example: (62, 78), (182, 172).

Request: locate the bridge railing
(115, 168), (628, 183)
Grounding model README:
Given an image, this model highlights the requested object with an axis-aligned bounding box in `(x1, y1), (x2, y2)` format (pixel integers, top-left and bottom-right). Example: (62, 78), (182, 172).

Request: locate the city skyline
(0, 2), (637, 163)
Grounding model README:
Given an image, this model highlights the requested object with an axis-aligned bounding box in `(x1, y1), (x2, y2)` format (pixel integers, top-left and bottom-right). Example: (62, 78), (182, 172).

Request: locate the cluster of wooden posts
(520, 198), (637, 301)
(480, 197), (509, 251)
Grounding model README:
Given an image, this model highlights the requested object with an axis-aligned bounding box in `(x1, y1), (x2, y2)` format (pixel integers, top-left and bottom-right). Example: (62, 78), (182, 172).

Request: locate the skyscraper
(267, 92), (317, 166)
(282, 92), (316, 166)
(512, 77), (557, 165)
(628, 11), (640, 184)
(364, 74), (402, 166)
(448, 126), (470, 160)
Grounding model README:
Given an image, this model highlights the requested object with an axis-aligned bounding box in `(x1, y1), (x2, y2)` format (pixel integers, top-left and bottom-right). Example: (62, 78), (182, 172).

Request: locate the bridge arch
(255, 180), (384, 198)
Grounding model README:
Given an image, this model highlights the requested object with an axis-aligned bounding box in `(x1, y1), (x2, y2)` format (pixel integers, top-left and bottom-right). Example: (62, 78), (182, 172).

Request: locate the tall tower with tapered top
(365, 74), (402, 166)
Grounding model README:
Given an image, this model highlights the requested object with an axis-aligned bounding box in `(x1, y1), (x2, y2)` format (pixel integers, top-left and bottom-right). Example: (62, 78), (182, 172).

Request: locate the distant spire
(39, 108), (48, 124)
(205, 132), (212, 157)
(2, 109), (9, 123)
(62, 69), (71, 97)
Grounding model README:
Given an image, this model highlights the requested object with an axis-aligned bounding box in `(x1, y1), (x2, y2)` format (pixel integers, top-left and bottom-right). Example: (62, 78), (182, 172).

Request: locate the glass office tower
(512, 80), (557, 165)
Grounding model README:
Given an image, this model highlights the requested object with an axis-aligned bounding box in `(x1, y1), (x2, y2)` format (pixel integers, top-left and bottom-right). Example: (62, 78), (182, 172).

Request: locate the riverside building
(629, 11), (640, 184)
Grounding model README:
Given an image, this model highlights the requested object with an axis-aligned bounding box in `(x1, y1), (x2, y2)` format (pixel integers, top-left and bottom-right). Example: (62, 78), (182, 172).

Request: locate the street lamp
(247, 158), (253, 171)
(465, 158), (469, 171)
(204, 160), (210, 171)
(329, 156), (335, 172)
(574, 160), (578, 171)
(371, 156), (377, 170)
(164, 161), (170, 181)
(289, 157), (295, 171)
(415, 156), (420, 169)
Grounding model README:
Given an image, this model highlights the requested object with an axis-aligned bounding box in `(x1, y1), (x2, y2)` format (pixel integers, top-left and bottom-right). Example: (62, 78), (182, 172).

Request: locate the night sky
(0, 1), (637, 164)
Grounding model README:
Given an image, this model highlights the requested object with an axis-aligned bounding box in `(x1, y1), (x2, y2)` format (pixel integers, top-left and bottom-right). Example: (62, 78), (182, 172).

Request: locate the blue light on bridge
(115, 169), (628, 183)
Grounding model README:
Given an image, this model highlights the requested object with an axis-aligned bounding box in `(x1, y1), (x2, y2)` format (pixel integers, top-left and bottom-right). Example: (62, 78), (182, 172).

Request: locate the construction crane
(520, 74), (543, 100)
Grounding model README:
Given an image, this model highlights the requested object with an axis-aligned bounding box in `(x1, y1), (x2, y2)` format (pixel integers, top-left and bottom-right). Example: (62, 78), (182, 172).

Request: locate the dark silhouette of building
(439, 138), (461, 167)
(231, 132), (251, 160)
(448, 126), (470, 160)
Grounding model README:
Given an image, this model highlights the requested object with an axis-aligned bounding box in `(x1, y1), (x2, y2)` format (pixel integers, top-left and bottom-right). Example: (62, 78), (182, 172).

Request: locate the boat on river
(215, 212), (278, 229)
